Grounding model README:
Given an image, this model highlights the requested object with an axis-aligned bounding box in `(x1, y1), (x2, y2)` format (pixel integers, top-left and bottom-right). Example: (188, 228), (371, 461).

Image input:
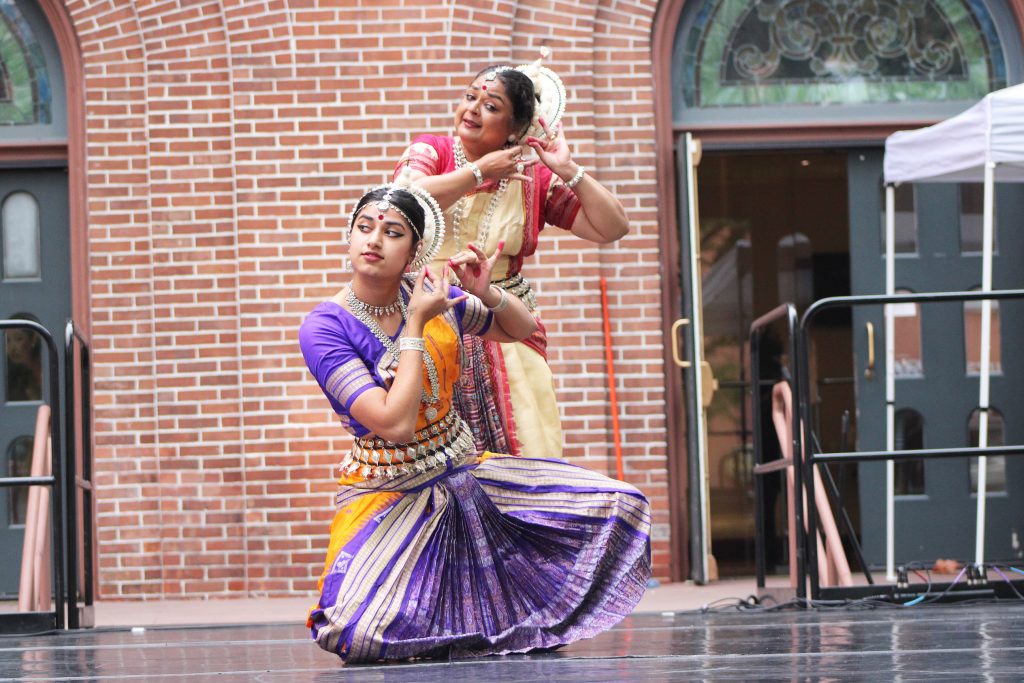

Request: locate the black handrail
(797, 288), (1024, 600)
(749, 303), (804, 595)
(816, 445), (1024, 463)
(64, 320), (93, 628)
(0, 319), (64, 630)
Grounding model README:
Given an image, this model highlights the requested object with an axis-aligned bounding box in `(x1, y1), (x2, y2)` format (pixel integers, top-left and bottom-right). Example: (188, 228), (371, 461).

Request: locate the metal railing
(0, 319), (65, 632)
(749, 304), (805, 595)
(64, 320), (94, 628)
(0, 318), (93, 633)
(796, 289), (1024, 600)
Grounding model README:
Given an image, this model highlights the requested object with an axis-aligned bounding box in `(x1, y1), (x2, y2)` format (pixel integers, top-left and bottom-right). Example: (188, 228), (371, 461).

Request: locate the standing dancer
(396, 52), (628, 458)
(299, 175), (650, 662)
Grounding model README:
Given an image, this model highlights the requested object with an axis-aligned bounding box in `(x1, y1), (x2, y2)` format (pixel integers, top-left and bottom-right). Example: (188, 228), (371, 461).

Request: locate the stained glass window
(0, 0), (50, 125)
(673, 0), (1021, 125)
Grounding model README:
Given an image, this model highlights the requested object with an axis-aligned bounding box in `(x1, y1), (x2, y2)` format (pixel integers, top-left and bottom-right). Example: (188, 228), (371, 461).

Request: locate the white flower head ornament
(348, 166), (446, 273)
(517, 46), (566, 143)
(482, 47), (567, 146)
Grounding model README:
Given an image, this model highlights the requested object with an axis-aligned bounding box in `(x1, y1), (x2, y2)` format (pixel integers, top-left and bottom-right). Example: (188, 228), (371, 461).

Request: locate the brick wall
(68, 0), (670, 599)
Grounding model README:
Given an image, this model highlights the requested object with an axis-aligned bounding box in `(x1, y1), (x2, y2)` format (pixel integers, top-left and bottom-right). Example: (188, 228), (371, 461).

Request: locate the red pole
(600, 277), (625, 480)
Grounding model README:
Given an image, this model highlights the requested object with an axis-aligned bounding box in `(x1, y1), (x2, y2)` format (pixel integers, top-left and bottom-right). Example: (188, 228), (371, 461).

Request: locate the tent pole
(974, 161), (995, 566)
(884, 183), (896, 582)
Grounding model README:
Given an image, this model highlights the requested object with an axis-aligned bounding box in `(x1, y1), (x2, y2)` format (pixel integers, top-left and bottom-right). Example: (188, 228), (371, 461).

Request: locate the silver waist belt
(342, 411), (474, 480)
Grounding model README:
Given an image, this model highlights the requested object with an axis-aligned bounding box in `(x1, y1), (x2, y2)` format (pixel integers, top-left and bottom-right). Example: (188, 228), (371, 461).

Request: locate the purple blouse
(299, 281), (492, 437)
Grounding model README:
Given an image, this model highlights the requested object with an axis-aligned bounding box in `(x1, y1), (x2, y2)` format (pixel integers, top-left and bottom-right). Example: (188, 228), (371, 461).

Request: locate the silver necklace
(453, 138), (509, 251)
(347, 287), (441, 421)
(346, 290), (401, 317)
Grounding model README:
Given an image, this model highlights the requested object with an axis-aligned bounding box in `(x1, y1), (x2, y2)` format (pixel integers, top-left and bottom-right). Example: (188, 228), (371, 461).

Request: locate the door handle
(671, 318), (692, 368)
(864, 321), (875, 380)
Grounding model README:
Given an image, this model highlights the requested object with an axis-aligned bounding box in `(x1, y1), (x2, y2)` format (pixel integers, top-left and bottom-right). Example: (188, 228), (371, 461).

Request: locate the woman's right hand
(406, 266), (466, 328)
(473, 145), (536, 183)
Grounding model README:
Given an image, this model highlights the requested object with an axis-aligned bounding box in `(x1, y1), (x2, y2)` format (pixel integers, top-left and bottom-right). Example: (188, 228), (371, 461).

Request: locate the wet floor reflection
(2, 604), (1024, 680)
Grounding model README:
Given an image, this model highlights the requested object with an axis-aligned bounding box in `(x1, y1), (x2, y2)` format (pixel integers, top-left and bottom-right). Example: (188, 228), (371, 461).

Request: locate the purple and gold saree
(299, 280), (651, 662)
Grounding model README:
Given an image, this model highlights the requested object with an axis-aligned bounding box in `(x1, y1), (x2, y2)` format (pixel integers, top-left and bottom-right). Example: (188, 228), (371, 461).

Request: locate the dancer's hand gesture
(407, 266), (465, 327)
(474, 146), (536, 184)
(448, 241), (504, 301)
(526, 117), (574, 180)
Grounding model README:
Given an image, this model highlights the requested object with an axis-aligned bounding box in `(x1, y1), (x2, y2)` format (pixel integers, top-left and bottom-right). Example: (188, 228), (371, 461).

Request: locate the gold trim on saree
(342, 411), (475, 480)
(491, 272), (537, 312)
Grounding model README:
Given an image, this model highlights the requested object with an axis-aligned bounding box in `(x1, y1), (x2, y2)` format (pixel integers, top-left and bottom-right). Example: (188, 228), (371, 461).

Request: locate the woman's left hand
(448, 241), (504, 301)
(526, 117), (574, 179)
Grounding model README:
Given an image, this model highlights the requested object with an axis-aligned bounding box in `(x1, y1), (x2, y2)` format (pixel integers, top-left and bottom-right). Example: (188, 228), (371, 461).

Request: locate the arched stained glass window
(0, 0), (50, 125)
(672, 0), (1023, 126)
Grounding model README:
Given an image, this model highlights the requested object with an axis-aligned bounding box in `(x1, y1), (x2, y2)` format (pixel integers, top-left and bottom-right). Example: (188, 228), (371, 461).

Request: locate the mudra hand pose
(299, 176), (650, 662)
(397, 52), (628, 459)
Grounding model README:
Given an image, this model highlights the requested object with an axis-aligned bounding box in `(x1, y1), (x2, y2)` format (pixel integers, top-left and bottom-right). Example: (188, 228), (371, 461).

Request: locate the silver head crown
(349, 167), (446, 273)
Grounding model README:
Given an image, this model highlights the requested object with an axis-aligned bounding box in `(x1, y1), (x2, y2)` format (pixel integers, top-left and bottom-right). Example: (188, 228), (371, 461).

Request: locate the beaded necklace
(347, 287), (441, 421)
(452, 138), (509, 251)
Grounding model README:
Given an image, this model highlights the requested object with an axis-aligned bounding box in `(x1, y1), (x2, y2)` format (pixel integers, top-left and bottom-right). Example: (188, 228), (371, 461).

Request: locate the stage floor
(4, 603), (1024, 681)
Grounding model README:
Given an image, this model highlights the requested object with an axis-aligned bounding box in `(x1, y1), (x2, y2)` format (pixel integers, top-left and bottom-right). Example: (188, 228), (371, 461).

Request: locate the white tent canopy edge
(885, 82), (1024, 184)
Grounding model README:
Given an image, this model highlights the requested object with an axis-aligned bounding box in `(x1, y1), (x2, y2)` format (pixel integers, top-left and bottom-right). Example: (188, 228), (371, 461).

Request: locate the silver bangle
(486, 285), (509, 312)
(565, 165), (585, 190)
(398, 336), (425, 352)
(466, 162), (484, 186)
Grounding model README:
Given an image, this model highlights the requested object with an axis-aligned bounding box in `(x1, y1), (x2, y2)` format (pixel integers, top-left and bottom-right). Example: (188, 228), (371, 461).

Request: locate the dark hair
(474, 65), (536, 138)
(352, 187), (425, 241)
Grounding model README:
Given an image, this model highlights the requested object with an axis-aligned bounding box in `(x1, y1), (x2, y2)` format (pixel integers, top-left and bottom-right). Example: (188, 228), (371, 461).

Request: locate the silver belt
(341, 411), (474, 480)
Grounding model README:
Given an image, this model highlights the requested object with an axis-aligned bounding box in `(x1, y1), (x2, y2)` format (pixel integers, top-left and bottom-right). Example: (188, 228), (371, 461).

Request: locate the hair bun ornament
(516, 46), (567, 143)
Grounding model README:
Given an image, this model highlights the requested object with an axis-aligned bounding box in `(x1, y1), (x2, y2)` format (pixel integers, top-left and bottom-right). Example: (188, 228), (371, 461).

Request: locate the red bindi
(378, 214), (384, 220)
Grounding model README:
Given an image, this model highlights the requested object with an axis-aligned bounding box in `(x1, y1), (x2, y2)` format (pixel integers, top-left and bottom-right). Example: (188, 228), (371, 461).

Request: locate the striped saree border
(311, 454), (652, 662)
(315, 492), (431, 655)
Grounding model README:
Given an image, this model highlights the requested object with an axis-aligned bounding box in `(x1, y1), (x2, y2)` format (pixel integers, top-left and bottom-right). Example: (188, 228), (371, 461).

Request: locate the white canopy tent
(881, 83), (1024, 579)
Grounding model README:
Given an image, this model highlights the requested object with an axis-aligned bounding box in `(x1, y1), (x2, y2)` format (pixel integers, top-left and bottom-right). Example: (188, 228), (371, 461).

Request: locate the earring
(507, 134), (516, 143)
